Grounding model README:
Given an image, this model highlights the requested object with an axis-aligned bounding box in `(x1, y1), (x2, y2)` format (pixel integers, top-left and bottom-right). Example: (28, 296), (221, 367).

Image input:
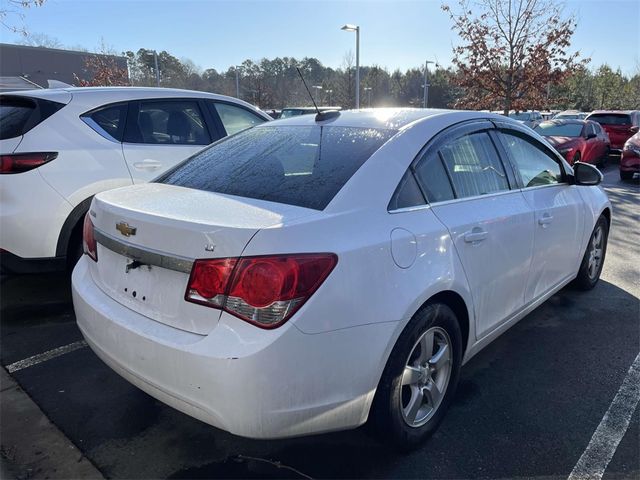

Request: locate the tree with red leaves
(442, 0), (588, 114)
(74, 52), (129, 87)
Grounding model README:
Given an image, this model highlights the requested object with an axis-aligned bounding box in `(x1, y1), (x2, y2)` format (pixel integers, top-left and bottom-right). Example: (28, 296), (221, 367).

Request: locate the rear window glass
(82, 103), (128, 141)
(587, 114), (631, 125)
(0, 96), (64, 140)
(534, 122), (583, 137)
(158, 125), (395, 210)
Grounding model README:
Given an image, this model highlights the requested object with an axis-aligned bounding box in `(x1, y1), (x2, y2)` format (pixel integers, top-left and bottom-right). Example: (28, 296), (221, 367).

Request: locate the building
(0, 43), (128, 91)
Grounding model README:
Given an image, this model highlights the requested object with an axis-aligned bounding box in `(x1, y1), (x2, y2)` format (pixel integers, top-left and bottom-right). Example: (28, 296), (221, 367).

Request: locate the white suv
(0, 87), (270, 273)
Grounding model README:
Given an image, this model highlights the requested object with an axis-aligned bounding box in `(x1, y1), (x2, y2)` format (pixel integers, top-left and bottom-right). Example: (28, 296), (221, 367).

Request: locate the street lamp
(423, 60), (435, 108)
(234, 66), (241, 99)
(325, 89), (333, 105)
(341, 24), (360, 109)
(364, 86), (372, 107)
(144, 50), (161, 87)
(312, 85), (323, 104)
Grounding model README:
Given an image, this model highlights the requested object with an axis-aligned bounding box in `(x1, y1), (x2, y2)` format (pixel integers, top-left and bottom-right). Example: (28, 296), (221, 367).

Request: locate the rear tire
(572, 151), (581, 164)
(574, 215), (608, 291)
(370, 303), (462, 451)
(598, 148), (609, 169)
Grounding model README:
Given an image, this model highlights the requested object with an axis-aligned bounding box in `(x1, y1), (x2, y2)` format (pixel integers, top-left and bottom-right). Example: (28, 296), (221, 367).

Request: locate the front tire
(620, 170), (634, 181)
(370, 303), (462, 450)
(574, 215), (608, 290)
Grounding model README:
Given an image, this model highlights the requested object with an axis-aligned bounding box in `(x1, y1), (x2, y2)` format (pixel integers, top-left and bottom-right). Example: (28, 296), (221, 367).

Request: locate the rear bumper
(72, 257), (395, 439)
(0, 250), (66, 274)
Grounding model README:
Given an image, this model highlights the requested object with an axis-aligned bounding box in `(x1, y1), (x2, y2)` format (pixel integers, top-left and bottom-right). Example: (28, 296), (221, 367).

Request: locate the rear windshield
(587, 114), (631, 125)
(509, 112), (532, 121)
(158, 125), (396, 210)
(0, 96), (64, 140)
(534, 122), (583, 137)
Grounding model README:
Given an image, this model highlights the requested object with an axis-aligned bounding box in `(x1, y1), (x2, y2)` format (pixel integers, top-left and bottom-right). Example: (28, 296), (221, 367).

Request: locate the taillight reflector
(82, 213), (98, 262)
(185, 254), (337, 328)
(0, 152), (57, 174)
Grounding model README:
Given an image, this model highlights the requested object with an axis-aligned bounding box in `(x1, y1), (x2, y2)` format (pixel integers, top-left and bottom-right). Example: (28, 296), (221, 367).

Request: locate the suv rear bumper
(0, 250), (66, 274)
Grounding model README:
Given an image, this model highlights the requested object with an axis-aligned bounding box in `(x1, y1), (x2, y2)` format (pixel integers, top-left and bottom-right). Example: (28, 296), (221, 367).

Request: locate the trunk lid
(89, 183), (317, 334)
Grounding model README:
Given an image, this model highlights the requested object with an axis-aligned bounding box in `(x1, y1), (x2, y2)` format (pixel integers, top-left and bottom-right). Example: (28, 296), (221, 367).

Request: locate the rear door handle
(538, 213), (554, 227)
(464, 228), (488, 244)
(133, 160), (162, 170)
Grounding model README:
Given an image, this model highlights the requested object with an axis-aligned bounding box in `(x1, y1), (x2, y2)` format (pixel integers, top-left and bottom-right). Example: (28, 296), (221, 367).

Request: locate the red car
(586, 110), (640, 152)
(534, 119), (610, 166)
(620, 131), (640, 181)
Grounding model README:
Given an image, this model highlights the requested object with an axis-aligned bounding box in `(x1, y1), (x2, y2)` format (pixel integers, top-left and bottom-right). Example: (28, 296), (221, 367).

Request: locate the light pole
(312, 85), (323, 104)
(325, 89), (333, 105)
(364, 87), (372, 107)
(235, 66), (241, 99)
(341, 24), (360, 109)
(153, 50), (160, 87)
(423, 60), (435, 108)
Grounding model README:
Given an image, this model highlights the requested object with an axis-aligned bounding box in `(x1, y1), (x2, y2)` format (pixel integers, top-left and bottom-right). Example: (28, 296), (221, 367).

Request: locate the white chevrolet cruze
(72, 109), (611, 448)
(0, 87), (269, 273)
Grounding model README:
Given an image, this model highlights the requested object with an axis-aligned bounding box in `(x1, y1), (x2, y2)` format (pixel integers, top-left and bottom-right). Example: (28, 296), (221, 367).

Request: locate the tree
(17, 32), (61, 48)
(74, 45), (129, 87)
(1, 0), (45, 35)
(442, 0), (587, 113)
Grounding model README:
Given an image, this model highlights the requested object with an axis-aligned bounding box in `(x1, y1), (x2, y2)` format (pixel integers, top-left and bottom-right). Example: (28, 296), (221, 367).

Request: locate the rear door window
(81, 102), (128, 141)
(158, 125), (395, 210)
(587, 114), (632, 125)
(212, 102), (266, 135)
(124, 100), (210, 145)
(0, 96), (64, 140)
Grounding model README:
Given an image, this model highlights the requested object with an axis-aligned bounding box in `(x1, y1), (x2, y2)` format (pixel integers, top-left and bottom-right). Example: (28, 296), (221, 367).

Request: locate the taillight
(0, 152), (57, 174)
(82, 213), (98, 262)
(185, 254), (337, 328)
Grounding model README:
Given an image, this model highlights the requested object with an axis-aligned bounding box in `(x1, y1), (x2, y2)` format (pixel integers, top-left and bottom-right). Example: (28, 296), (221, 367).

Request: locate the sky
(2, 0), (639, 76)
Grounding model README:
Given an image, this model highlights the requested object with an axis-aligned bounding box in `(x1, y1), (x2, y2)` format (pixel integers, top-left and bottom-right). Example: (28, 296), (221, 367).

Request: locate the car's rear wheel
(598, 147), (609, 168)
(371, 303), (462, 450)
(572, 151), (581, 164)
(574, 215), (608, 290)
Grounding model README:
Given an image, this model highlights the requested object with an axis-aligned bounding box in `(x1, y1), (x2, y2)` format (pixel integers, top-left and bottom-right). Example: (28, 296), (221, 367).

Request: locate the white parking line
(6, 340), (88, 373)
(567, 352), (640, 480)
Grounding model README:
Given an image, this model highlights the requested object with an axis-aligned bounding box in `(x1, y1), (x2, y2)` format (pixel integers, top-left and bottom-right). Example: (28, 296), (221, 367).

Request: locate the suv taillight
(185, 254), (337, 328)
(0, 152), (57, 174)
(82, 213), (97, 262)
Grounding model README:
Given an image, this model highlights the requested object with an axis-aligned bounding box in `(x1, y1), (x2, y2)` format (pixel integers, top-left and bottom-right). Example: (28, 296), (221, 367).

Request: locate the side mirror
(573, 162), (602, 186)
(585, 133), (597, 140)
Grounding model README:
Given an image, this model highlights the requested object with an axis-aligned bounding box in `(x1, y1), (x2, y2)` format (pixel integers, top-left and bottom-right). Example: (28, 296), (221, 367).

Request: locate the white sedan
(72, 108), (610, 449)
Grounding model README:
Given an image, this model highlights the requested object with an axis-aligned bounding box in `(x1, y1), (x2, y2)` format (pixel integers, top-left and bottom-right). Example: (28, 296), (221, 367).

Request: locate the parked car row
(0, 87), (272, 274)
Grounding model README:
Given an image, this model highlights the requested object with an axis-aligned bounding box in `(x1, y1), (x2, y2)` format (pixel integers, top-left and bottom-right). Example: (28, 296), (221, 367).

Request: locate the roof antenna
(296, 67), (340, 122)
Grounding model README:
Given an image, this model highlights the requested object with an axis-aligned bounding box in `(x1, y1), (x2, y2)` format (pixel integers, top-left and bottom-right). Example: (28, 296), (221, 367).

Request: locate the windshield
(587, 114), (631, 125)
(158, 125), (396, 210)
(509, 112), (532, 121)
(534, 122), (583, 137)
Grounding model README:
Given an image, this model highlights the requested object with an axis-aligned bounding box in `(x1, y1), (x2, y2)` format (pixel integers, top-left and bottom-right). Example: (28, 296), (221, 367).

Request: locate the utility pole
(235, 67), (240, 99)
(364, 87), (372, 107)
(423, 60), (435, 108)
(153, 50), (160, 87)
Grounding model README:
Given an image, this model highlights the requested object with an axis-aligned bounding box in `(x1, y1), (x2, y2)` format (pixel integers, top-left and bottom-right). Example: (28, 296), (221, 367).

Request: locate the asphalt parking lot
(1, 164), (638, 479)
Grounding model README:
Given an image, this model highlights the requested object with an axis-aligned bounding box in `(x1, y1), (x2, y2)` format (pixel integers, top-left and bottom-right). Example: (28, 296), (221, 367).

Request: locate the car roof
(2, 86), (268, 116)
(260, 108), (519, 130)
(540, 118), (587, 125)
(588, 110), (633, 115)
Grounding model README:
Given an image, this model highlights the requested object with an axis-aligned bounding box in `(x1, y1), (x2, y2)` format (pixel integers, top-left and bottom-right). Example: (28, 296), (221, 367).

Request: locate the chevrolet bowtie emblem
(116, 222), (137, 237)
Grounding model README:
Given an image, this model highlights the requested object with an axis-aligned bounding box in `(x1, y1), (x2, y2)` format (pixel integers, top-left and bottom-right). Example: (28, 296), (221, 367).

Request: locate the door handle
(538, 213), (554, 227)
(133, 160), (162, 170)
(463, 228), (488, 244)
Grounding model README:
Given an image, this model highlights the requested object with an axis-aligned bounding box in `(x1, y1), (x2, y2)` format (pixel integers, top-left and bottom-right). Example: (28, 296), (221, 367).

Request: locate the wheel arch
(600, 206), (611, 227)
(55, 196), (94, 258)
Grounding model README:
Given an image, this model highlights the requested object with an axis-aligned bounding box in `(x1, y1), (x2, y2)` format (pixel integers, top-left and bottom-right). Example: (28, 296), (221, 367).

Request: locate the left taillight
(0, 152), (57, 174)
(82, 213), (97, 262)
(185, 253), (338, 329)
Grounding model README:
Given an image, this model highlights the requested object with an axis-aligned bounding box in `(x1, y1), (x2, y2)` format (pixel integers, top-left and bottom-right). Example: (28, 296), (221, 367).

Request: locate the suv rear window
(0, 96), (64, 140)
(158, 125), (395, 210)
(587, 114), (632, 125)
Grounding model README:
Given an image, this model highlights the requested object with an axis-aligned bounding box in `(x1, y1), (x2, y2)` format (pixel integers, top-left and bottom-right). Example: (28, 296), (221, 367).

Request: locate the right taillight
(0, 152), (57, 174)
(82, 213), (97, 262)
(185, 253), (337, 328)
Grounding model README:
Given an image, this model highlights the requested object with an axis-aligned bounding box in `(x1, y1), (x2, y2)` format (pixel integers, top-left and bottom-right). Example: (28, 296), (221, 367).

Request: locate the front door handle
(464, 228), (488, 244)
(133, 160), (162, 170)
(538, 213), (554, 227)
